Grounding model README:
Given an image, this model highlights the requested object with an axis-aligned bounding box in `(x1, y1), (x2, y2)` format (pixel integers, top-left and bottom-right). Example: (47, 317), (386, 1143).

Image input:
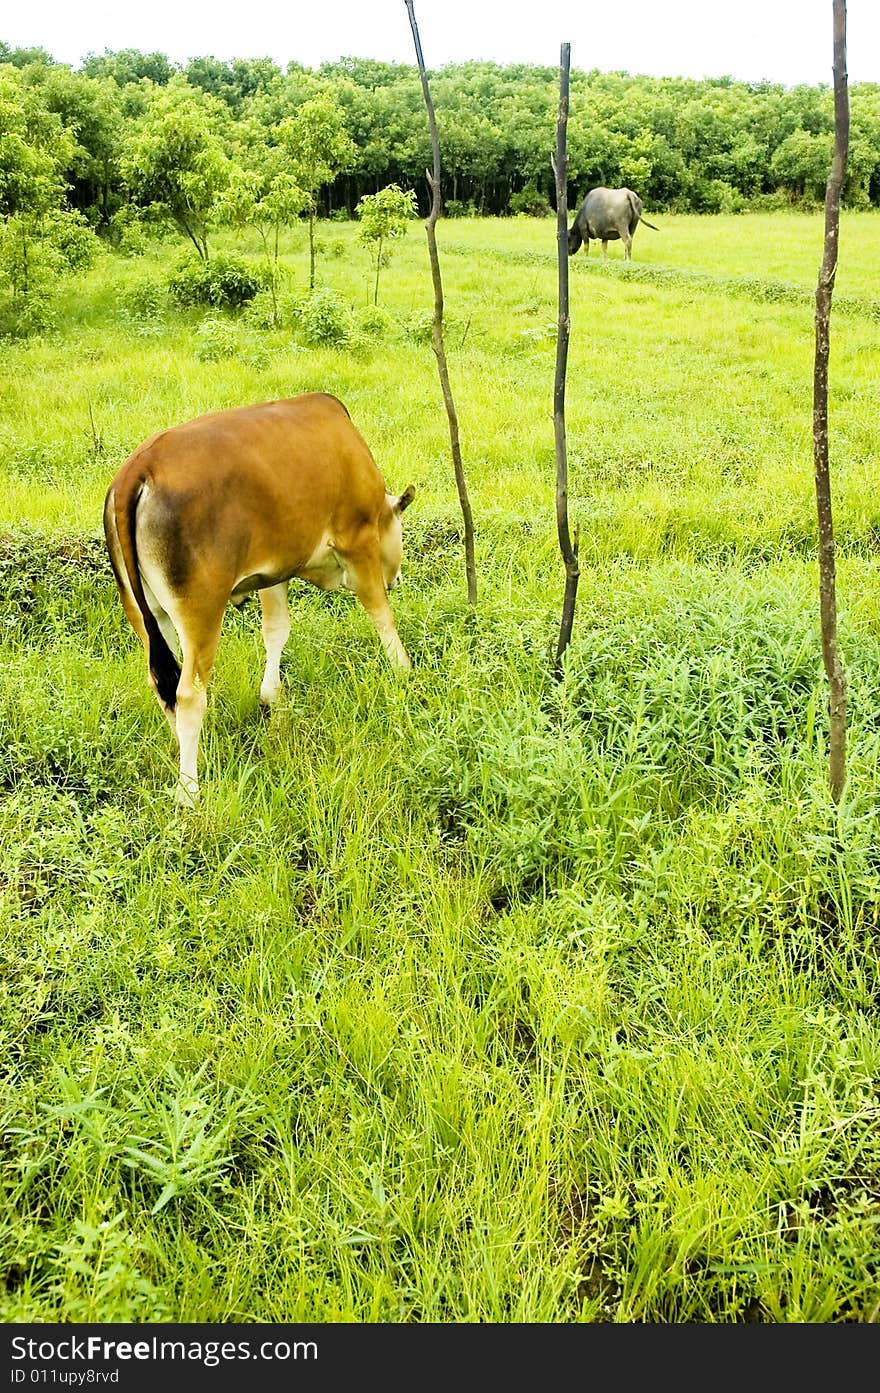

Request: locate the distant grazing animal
(103, 392), (415, 805)
(567, 186), (659, 261)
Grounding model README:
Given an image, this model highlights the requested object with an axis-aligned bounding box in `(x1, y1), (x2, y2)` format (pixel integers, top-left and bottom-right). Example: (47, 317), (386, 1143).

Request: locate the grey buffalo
(567, 187), (659, 261)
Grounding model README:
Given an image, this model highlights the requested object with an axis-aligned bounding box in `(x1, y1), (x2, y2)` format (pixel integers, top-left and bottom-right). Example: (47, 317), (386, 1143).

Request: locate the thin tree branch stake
(813, 0), (849, 803)
(552, 42), (579, 678)
(404, 0), (477, 605)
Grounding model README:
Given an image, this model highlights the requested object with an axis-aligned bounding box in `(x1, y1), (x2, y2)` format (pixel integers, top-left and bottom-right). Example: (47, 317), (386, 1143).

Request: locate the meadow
(1, 209), (880, 1322)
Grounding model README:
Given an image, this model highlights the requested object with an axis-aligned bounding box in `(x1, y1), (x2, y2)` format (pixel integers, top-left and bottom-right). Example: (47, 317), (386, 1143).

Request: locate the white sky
(3, 1), (878, 88)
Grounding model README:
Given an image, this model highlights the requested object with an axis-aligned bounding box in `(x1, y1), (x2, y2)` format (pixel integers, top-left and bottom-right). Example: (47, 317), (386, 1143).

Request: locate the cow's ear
(391, 484), (416, 515)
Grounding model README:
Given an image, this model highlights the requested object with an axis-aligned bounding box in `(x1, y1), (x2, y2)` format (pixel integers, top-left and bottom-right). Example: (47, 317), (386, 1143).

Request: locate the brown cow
(103, 392), (415, 805)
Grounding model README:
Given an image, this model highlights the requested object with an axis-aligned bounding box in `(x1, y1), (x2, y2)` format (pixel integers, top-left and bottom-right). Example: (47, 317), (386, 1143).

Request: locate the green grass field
(2, 211), (880, 1322)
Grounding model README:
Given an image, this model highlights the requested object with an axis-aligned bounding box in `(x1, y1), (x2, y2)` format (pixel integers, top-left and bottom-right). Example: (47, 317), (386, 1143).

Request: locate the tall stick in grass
(813, 0), (849, 803)
(552, 42), (579, 677)
(404, 0), (477, 605)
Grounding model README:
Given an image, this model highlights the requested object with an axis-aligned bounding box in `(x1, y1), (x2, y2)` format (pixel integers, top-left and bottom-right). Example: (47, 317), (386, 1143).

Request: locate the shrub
(751, 190), (795, 212)
(402, 308), (465, 344)
(508, 182), (552, 216)
(194, 316), (241, 361)
(293, 289), (352, 345)
(0, 209), (99, 338)
(690, 179), (747, 214)
(402, 309), (435, 343)
(109, 207), (149, 257)
(168, 254), (266, 310)
(0, 292), (56, 338)
(242, 289), (281, 329)
(353, 304), (393, 339)
(41, 211), (100, 272)
(116, 278), (166, 322)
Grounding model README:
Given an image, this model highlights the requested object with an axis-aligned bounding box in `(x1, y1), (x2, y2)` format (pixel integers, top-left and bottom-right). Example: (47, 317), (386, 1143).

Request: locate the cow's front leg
(601, 240), (609, 258)
(347, 556), (410, 671)
(258, 581), (291, 704)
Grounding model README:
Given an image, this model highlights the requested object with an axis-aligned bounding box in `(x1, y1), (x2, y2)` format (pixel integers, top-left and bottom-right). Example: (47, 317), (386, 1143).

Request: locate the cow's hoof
(174, 780), (199, 809)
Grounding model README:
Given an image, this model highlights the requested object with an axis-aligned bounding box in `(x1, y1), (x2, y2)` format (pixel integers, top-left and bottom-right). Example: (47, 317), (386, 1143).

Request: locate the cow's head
(379, 483), (416, 590)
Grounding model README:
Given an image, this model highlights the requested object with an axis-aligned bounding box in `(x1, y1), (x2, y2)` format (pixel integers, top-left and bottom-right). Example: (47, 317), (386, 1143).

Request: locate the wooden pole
(552, 42), (579, 677)
(813, 0), (849, 803)
(404, 0), (477, 605)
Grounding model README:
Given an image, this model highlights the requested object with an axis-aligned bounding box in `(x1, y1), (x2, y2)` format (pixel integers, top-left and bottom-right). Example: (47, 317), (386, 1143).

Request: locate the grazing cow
(567, 186), (659, 261)
(103, 392), (415, 805)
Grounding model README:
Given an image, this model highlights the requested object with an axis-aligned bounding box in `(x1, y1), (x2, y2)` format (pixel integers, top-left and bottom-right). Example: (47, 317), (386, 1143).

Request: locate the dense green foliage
(2, 39), (880, 231)
(1, 211), (880, 1320)
(4, 38), (880, 335)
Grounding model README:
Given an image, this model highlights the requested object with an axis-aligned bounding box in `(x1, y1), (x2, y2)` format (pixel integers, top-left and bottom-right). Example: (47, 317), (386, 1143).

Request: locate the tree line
(2, 40), (880, 331)
(3, 41), (880, 225)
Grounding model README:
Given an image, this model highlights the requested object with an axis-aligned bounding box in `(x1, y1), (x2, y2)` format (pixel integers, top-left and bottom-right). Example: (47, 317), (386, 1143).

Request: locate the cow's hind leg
(258, 581), (290, 705)
(174, 610), (223, 807)
(141, 577), (180, 737)
(105, 495), (178, 737)
(622, 228), (633, 260)
(123, 605), (177, 738)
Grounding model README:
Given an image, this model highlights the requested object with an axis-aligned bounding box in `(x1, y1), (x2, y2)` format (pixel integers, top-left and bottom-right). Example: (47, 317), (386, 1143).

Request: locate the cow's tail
(626, 189), (659, 231)
(103, 470), (181, 710)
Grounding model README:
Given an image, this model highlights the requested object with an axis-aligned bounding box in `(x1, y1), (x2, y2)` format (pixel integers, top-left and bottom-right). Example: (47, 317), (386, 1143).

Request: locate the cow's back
(123, 393), (389, 596)
(586, 187), (637, 229)
(130, 393), (383, 511)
